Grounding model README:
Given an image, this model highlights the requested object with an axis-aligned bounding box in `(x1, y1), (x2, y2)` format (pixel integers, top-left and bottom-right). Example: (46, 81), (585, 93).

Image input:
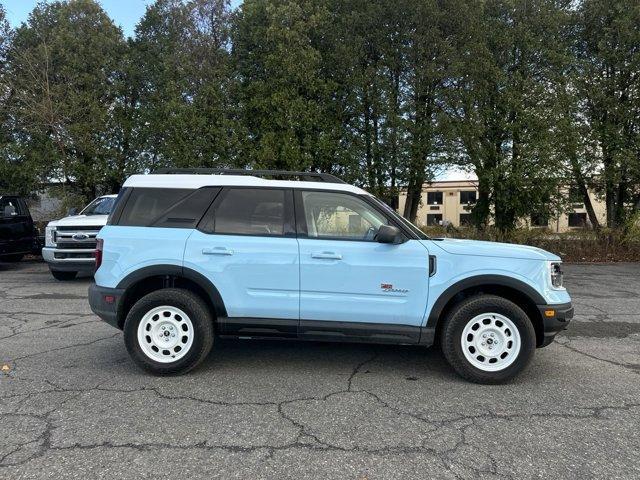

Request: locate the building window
(568, 185), (583, 206)
(426, 214), (442, 226)
(459, 213), (472, 226)
(531, 214), (549, 227)
(427, 191), (443, 205)
(460, 190), (477, 204)
(429, 206), (440, 211)
(568, 212), (587, 228)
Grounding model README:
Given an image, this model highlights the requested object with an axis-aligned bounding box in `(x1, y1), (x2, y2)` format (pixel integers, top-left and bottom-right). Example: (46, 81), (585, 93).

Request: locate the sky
(2, 0), (243, 38)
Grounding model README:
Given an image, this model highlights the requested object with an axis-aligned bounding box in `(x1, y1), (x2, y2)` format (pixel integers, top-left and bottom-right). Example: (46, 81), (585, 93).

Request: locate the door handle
(202, 247), (234, 256)
(311, 251), (342, 260)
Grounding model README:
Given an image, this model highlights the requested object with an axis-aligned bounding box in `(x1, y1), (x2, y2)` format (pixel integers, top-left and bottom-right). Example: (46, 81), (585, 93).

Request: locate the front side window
(302, 191), (388, 241)
(81, 196), (116, 216)
(203, 188), (286, 236)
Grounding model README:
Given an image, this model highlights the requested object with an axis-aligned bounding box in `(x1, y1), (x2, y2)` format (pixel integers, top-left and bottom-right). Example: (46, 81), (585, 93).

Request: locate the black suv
(0, 195), (41, 262)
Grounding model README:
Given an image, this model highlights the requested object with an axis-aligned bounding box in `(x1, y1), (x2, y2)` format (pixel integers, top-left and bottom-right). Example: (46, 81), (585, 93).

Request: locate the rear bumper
(537, 302), (573, 347)
(88, 283), (125, 329)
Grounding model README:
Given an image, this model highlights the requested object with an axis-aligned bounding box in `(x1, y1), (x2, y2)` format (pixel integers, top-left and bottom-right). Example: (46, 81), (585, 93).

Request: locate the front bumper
(537, 302), (573, 347)
(42, 247), (96, 273)
(88, 283), (125, 329)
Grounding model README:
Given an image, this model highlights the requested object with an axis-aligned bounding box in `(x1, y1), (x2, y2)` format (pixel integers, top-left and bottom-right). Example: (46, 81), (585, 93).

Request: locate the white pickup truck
(42, 194), (117, 280)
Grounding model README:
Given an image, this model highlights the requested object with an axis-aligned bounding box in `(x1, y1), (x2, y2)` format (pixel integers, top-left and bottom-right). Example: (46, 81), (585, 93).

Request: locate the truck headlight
(45, 226), (57, 247)
(549, 261), (564, 289)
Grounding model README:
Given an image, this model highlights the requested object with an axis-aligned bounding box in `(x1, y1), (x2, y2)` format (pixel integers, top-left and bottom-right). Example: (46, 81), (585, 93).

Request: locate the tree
(447, 0), (572, 232)
(575, 0), (640, 228)
(5, 0), (125, 202)
(133, 0), (238, 171)
(232, 0), (340, 172)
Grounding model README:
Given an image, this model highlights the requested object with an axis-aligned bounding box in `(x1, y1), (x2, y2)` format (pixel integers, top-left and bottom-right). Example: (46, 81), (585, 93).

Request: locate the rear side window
(116, 188), (219, 228)
(200, 188), (288, 236)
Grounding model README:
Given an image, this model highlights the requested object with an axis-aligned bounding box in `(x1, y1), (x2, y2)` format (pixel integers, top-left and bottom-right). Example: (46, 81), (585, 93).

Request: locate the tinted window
(302, 191), (388, 241)
(427, 192), (443, 205)
(118, 188), (193, 227)
(151, 187), (220, 228)
(0, 197), (25, 217)
(81, 196), (116, 216)
(202, 188), (286, 236)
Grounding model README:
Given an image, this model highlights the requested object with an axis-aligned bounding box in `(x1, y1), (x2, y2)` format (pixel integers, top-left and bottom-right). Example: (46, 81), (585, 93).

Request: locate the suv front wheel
(123, 288), (214, 375)
(440, 295), (536, 384)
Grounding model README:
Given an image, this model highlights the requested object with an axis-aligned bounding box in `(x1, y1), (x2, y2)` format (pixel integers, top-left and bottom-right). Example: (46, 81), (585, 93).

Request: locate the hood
(48, 214), (109, 228)
(424, 238), (560, 261)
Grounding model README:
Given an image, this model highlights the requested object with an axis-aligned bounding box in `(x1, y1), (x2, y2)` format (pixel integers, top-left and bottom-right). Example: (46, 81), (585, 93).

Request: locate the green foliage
(0, 0), (637, 231)
(3, 0), (125, 203)
(575, 0), (640, 228)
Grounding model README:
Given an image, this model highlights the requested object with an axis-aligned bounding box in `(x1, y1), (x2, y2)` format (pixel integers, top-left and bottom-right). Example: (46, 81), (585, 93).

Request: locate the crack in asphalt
(2, 263), (640, 477)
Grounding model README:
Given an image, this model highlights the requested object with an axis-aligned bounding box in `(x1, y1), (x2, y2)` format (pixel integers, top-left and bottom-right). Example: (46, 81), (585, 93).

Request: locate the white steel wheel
(461, 312), (522, 372)
(137, 305), (194, 363)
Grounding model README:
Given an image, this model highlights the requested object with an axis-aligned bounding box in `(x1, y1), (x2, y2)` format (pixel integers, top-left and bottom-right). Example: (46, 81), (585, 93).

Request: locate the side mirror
(67, 207), (78, 216)
(376, 225), (402, 244)
(4, 205), (16, 217)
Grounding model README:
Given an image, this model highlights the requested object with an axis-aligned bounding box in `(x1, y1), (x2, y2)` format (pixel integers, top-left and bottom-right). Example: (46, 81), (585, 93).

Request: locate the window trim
(293, 189), (413, 243)
(196, 186), (296, 238)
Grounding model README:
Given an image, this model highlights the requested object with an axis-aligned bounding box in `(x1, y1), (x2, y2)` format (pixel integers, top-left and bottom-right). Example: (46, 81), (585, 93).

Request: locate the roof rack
(152, 168), (346, 184)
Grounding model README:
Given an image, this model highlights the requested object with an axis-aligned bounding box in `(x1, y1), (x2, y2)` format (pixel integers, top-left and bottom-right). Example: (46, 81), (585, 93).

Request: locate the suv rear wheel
(123, 288), (214, 375)
(440, 295), (536, 384)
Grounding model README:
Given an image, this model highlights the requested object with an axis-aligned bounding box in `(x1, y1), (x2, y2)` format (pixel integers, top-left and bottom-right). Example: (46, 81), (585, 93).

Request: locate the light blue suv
(89, 169), (572, 383)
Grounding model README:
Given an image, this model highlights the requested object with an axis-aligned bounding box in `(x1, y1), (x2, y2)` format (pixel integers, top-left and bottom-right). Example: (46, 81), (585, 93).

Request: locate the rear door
(183, 187), (299, 337)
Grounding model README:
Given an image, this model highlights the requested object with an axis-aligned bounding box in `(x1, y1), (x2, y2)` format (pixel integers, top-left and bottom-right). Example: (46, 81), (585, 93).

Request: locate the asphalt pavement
(1, 260), (639, 479)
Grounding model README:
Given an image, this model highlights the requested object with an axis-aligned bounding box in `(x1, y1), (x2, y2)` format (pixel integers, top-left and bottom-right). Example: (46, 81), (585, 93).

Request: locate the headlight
(549, 261), (564, 289)
(45, 226), (57, 247)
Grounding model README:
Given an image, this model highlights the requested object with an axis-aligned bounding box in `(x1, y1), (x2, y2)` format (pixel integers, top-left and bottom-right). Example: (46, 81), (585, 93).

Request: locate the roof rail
(152, 168), (346, 184)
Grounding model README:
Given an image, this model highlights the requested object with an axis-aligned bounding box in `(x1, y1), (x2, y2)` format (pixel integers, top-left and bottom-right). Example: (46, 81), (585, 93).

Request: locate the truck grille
(53, 226), (102, 261)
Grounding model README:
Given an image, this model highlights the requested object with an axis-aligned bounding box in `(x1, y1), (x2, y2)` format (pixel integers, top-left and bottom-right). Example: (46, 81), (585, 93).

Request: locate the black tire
(440, 295), (536, 384)
(51, 270), (77, 281)
(2, 254), (23, 262)
(123, 288), (214, 375)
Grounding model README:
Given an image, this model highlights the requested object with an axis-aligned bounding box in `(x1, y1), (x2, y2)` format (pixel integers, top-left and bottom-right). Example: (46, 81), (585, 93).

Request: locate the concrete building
(398, 179), (607, 232)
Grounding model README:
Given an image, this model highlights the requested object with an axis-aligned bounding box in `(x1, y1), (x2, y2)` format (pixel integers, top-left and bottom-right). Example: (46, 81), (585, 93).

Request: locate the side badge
(381, 283), (409, 293)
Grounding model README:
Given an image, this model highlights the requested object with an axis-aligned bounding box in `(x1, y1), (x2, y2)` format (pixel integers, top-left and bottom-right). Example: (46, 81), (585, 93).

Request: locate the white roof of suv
(123, 174), (369, 196)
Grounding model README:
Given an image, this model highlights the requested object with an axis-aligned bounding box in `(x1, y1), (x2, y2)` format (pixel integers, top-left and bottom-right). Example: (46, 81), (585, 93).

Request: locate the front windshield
(80, 196), (116, 216)
(369, 196), (429, 240)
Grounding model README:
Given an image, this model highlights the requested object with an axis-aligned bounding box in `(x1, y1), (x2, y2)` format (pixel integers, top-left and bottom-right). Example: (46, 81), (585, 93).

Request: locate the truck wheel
(51, 270), (77, 281)
(123, 288), (214, 375)
(440, 295), (536, 384)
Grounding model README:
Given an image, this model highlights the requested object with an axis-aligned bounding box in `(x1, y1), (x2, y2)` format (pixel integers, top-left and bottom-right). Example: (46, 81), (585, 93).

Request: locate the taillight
(95, 238), (103, 270)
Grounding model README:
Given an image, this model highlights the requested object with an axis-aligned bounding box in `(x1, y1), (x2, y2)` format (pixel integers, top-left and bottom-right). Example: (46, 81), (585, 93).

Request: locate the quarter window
(205, 188), (287, 236)
(118, 188), (195, 227)
(302, 191), (388, 241)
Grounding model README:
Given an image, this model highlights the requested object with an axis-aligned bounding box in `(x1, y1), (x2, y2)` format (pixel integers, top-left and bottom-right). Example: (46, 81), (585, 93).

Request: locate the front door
(296, 190), (430, 343)
(183, 187), (299, 337)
